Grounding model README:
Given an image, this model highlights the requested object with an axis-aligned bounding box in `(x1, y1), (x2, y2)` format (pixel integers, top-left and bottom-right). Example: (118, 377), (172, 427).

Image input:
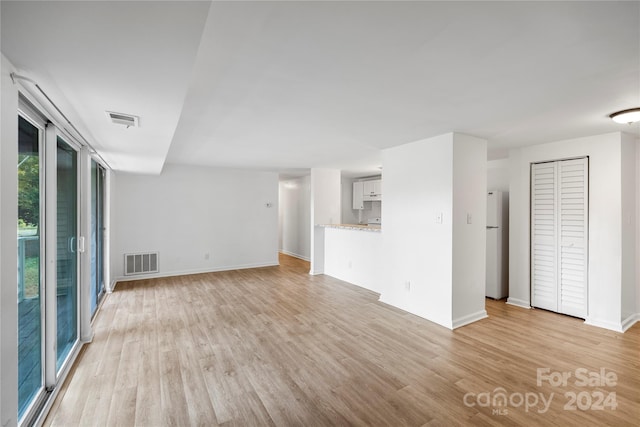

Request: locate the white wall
(452, 134), (488, 327)
(324, 228), (383, 293)
(380, 133), (487, 329)
(111, 165), (279, 281)
(509, 132), (631, 331)
(1, 53), (19, 427)
(621, 134), (637, 324)
(487, 158), (509, 192)
(278, 176), (310, 261)
(637, 138), (640, 321)
(382, 134), (454, 328)
(507, 147), (527, 308)
(310, 168), (341, 275)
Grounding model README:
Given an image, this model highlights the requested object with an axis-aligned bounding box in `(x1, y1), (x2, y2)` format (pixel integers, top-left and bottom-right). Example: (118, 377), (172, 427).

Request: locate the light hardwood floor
(45, 254), (640, 426)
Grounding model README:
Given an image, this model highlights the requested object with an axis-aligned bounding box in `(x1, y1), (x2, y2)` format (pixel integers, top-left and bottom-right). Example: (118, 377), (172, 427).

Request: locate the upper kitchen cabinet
(353, 181), (364, 209)
(353, 179), (382, 209)
(363, 179), (382, 201)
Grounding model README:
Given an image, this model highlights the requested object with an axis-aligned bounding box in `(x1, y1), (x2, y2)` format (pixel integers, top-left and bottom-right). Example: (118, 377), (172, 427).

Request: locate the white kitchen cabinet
(352, 181), (364, 209)
(363, 179), (382, 201)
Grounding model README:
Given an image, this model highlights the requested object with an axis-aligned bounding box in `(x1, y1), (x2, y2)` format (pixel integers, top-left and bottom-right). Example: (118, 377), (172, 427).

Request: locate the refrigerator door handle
(486, 226), (499, 229)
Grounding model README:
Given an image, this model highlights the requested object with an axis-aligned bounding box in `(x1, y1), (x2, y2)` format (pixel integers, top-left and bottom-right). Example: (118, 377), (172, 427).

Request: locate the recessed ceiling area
(2, 1), (639, 176)
(1, 0), (211, 174)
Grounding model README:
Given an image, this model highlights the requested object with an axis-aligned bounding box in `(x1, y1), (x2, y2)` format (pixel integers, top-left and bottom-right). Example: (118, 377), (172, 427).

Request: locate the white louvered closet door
(531, 162), (558, 312)
(531, 158), (588, 318)
(558, 159), (588, 317)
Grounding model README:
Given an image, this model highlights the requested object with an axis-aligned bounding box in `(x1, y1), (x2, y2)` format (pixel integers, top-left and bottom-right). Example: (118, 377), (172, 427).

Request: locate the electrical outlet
(348, 260), (352, 269)
(467, 213), (472, 224)
(436, 212), (443, 224)
(204, 253), (210, 260)
(404, 281), (411, 291)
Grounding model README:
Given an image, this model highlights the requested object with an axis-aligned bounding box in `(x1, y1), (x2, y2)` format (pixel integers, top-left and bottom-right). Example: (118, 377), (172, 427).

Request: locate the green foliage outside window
(18, 154), (39, 230)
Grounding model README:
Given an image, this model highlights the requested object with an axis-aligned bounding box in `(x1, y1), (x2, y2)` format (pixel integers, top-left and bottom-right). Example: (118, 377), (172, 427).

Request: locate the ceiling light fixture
(609, 108), (640, 124)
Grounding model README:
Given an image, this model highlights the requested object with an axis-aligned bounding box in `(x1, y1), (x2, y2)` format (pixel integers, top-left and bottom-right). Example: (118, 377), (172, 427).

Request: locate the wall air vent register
(124, 252), (158, 276)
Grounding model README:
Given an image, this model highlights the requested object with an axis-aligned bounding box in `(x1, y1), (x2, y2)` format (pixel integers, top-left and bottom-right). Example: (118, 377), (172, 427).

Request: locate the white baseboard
(323, 271), (381, 297)
(452, 310), (488, 329)
(80, 331), (94, 343)
(378, 295), (453, 330)
(309, 268), (324, 275)
(280, 250), (310, 262)
(114, 261), (279, 285)
(584, 317), (624, 333)
(621, 313), (640, 332)
(506, 297), (531, 309)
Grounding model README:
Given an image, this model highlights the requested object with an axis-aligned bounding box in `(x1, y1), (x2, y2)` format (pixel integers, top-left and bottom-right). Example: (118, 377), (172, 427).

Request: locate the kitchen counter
(318, 223), (381, 232)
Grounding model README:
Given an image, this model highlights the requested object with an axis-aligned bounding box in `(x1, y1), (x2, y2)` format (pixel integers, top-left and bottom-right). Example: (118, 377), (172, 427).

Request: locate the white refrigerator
(486, 191), (508, 299)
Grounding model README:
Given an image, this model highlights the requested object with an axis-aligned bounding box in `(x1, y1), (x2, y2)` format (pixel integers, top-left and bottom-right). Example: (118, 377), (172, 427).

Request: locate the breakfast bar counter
(315, 224), (383, 294)
(318, 223), (381, 232)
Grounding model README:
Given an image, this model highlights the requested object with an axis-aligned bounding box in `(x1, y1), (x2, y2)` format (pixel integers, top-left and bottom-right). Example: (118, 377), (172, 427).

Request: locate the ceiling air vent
(106, 111), (139, 128)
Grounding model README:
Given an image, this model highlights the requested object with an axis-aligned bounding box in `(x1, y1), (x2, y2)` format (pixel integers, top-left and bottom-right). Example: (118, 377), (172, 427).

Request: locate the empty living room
(1, 1), (639, 426)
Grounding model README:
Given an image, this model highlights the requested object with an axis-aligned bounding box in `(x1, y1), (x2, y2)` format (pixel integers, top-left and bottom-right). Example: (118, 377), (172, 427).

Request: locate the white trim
(79, 147), (92, 343)
(506, 297), (531, 309)
(309, 268), (324, 276)
(103, 170), (112, 293)
(112, 261), (279, 285)
(378, 295), (453, 329)
(17, 87), (84, 152)
(18, 94), (47, 128)
(14, 106), (49, 426)
(584, 317), (624, 333)
(621, 313), (640, 332)
(452, 310), (488, 329)
(89, 153), (109, 172)
(323, 272), (381, 298)
(44, 124), (57, 390)
(280, 250), (310, 262)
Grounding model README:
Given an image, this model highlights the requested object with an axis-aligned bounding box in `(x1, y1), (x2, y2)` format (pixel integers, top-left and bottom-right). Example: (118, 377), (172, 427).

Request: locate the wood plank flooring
(45, 254), (640, 426)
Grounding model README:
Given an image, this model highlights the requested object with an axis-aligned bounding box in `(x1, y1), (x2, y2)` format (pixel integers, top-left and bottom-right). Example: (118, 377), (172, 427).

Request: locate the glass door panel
(90, 161), (105, 315)
(17, 115), (44, 418)
(56, 137), (78, 371)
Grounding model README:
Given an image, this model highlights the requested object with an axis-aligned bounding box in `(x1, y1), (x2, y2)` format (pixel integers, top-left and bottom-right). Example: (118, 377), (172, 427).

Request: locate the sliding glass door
(90, 160), (105, 316)
(17, 114), (44, 419)
(17, 102), (81, 424)
(56, 137), (78, 371)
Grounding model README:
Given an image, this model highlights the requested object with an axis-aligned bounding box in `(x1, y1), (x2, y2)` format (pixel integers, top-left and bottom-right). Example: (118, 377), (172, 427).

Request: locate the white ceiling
(2, 1), (639, 176)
